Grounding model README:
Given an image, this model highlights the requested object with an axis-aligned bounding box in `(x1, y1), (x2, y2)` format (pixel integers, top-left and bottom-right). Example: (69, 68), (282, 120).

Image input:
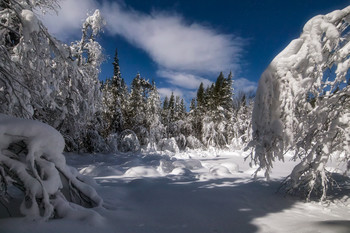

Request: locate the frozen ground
(0, 149), (349, 233)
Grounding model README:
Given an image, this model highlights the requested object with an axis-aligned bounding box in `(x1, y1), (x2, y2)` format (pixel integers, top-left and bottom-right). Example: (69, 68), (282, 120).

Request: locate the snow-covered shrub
(117, 129), (140, 153)
(106, 133), (119, 152)
(249, 6), (350, 200)
(82, 129), (109, 153)
(157, 137), (180, 153)
(186, 135), (203, 149)
(0, 114), (102, 220)
(133, 125), (149, 146)
(176, 134), (187, 150)
(233, 94), (253, 148)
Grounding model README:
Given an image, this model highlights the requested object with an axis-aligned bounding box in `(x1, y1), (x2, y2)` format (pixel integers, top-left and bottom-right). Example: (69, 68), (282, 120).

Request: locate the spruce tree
(197, 82), (205, 108)
(102, 48), (128, 136)
(127, 73), (152, 145)
(179, 98), (187, 120)
(168, 92), (176, 122)
(113, 48), (121, 77)
(145, 82), (164, 148)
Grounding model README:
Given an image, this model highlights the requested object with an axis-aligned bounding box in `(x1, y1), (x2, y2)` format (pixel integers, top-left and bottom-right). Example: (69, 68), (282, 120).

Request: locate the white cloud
(233, 78), (258, 94)
(36, 0), (98, 40)
(38, 0), (248, 96)
(157, 70), (212, 89)
(101, 2), (244, 75)
(158, 88), (184, 99)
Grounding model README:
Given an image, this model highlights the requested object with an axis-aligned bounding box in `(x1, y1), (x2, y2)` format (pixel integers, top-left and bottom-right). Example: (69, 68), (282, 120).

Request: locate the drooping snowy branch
(250, 6), (350, 200)
(0, 114), (102, 220)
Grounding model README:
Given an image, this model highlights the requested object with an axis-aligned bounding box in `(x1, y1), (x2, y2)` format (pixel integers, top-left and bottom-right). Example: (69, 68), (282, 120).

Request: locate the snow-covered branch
(250, 5), (350, 200)
(0, 114), (102, 220)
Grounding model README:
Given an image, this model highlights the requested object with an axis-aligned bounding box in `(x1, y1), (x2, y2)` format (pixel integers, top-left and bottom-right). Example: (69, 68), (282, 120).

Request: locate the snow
(1, 148), (349, 233)
(0, 114), (103, 221)
(20, 9), (40, 41)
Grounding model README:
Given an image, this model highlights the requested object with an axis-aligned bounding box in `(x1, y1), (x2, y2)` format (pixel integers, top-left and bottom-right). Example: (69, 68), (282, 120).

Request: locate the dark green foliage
(197, 82), (205, 108)
(102, 48), (128, 136)
(113, 48), (121, 77)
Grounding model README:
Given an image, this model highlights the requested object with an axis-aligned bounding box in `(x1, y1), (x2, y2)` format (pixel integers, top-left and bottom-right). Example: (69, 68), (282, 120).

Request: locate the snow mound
(169, 167), (193, 176)
(221, 162), (240, 173)
(124, 166), (160, 177)
(210, 165), (232, 176)
(172, 159), (203, 170)
(157, 159), (175, 174)
(80, 165), (123, 177)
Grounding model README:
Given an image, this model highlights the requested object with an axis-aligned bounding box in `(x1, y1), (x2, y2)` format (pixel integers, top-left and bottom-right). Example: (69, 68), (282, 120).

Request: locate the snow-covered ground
(0, 149), (349, 233)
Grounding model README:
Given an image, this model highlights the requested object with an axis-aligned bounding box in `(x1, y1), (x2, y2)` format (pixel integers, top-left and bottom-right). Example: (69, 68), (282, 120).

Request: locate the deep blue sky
(41, 0), (350, 100)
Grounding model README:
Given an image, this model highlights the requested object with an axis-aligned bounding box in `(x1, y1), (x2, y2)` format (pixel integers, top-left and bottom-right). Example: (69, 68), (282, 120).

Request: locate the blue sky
(39, 0), (350, 100)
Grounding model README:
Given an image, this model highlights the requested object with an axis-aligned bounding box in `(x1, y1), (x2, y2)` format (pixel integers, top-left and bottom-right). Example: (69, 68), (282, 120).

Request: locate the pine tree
(102, 48), (128, 136)
(145, 82), (164, 149)
(197, 82), (205, 108)
(163, 96), (169, 110)
(113, 48), (121, 77)
(190, 98), (196, 111)
(126, 73), (152, 145)
(179, 98), (187, 120)
(168, 92), (176, 123)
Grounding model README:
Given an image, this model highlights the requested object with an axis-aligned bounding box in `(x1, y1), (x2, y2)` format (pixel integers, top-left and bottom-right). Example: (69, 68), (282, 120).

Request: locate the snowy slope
(0, 149), (349, 233)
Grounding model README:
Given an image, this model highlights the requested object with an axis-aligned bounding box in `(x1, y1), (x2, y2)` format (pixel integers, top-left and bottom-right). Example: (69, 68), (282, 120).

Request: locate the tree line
(101, 49), (254, 153)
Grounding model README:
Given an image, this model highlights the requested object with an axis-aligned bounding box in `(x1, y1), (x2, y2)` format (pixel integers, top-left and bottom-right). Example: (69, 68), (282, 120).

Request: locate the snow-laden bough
(249, 6), (350, 200)
(0, 114), (103, 221)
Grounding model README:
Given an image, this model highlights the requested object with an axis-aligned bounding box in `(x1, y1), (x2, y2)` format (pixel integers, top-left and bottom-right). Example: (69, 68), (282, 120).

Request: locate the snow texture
(2, 149), (349, 233)
(20, 9), (40, 41)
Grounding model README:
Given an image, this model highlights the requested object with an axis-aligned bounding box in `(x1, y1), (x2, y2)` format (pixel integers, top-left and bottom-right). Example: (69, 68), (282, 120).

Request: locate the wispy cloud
(38, 0), (249, 98)
(233, 78), (258, 94)
(158, 88), (184, 99)
(157, 70), (212, 89)
(101, 2), (244, 75)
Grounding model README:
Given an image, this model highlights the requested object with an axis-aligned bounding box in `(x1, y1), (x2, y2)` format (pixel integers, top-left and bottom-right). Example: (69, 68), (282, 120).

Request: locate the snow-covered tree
(102, 48), (128, 136)
(68, 9), (106, 152)
(196, 72), (234, 148)
(233, 93), (253, 147)
(249, 6), (350, 200)
(145, 82), (164, 150)
(0, 0), (106, 152)
(126, 73), (152, 146)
